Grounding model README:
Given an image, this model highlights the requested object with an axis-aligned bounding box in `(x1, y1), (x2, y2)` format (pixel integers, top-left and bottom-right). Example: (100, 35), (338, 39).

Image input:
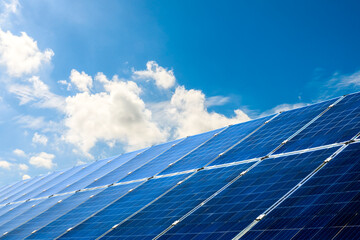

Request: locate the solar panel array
(0, 92), (360, 240)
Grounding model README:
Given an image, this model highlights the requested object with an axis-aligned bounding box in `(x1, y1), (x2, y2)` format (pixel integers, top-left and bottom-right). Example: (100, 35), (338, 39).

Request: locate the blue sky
(0, 0), (360, 186)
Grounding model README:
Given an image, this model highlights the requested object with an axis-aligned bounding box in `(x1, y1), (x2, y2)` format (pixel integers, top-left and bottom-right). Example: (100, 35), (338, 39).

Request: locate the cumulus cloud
(22, 174), (31, 180)
(19, 163), (29, 171)
(0, 160), (12, 169)
(165, 86), (250, 137)
(63, 73), (167, 154)
(133, 61), (176, 89)
(32, 132), (48, 145)
(29, 152), (56, 169)
(8, 76), (65, 110)
(13, 148), (26, 157)
(69, 69), (93, 92)
(0, 29), (54, 77)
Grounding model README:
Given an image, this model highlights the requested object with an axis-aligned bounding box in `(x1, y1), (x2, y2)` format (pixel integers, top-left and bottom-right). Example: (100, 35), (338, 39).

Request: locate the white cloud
(0, 0), (20, 26)
(69, 69), (93, 92)
(205, 96), (231, 107)
(63, 72), (167, 154)
(32, 132), (48, 145)
(13, 148), (26, 157)
(0, 29), (54, 77)
(332, 71), (360, 88)
(8, 76), (65, 110)
(29, 152), (56, 169)
(19, 163), (29, 171)
(58, 80), (72, 90)
(165, 86), (250, 137)
(22, 174), (31, 180)
(133, 61), (176, 89)
(0, 160), (12, 169)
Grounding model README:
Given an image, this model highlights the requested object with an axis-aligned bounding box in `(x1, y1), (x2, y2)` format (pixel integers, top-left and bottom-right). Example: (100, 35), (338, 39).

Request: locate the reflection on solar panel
(0, 92), (359, 240)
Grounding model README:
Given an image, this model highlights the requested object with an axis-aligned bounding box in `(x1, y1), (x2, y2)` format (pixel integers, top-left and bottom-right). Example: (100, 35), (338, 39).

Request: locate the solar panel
(209, 98), (338, 166)
(2, 189), (102, 240)
(240, 142), (360, 240)
(275, 92), (360, 153)
(57, 174), (191, 240)
(0, 195), (70, 237)
(159, 115), (274, 175)
(57, 148), (146, 193)
(25, 182), (143, 240)
(120, 128), (224, 182)
(155, 147), (338, 240)
(86, 139), (183, 188)
(0, 92), (359, 240)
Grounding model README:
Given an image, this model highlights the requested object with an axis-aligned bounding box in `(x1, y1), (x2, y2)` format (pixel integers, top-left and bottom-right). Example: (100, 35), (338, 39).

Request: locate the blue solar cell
(120, 128), (223, 182)
(101, 162), (254, 239)
(241, 142), (360, 240)
(158, 147), (337, 240)
(0, 172), (65, 204)
(2, 189), (102, 240)
(57, 148), (147, 193)
(11, 164), (88, 202)
(0, 203), (22, 220)
(26, 182), (143, 240)
(0, 194), (70, 236)
(276, 92), (360, 153)
(0, 199), (43, 226)
(87, 139), (183, 188)
(159, 115), (273, 175)
(58, 174), (191, 240)
(210, 99), (337, 166)
(33, 160), (109, 198)
(0, 178), (32, 201)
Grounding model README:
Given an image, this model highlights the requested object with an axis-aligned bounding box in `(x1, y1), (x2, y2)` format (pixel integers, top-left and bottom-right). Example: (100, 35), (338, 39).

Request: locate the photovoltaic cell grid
(241, 142), (360, 240)
(155, 147), (338, 240)
(210, 98), (337, 166)
(0, 92), (359, 240)
(276, 92), (360, 153)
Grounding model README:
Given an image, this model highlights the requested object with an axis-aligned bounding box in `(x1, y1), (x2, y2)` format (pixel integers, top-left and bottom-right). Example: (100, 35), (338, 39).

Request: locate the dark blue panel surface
(160, 115), (273, 175)
(26, 182), (143, 240)
(159, 147), (337, 240)
(210, 99), (336, 166)
(120, 128), (223, 182)
(276, 92), (360, 153)
(0, 194), (70, 237)
(1, 189), (102, 240)
(101, 162), (253, 239)
(58, 148), (146, 193)
(241, 142), (360, 240)
(58, 174), (190, 240)
(87, 139), (182, 188)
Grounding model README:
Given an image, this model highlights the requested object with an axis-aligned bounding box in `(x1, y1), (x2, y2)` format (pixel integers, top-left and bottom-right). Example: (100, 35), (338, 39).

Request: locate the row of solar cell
(0, 194), (71, 237)
(57, 174), (191, 240)
(160, 115), (274, 175)
(58, 149), (145, 194)
(241, 142), (360, 240)
(87, 139), (183, 188)
(0, 170), (65, 204)
(154, 147), (338, 240)
(26, 182), (143, 240)
(276, 92), (360, 153)
(0, 189), (103, 240)
(119, 128), (224, 182)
